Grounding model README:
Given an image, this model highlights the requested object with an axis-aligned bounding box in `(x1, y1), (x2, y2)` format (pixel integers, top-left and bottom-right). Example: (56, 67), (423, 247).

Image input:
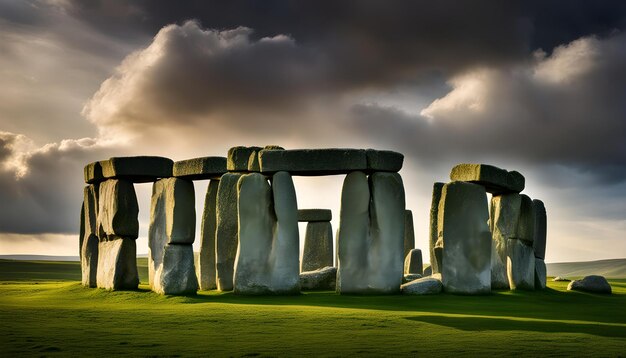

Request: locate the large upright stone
(96, 237), (139, 290)
(152, 244), (198, 295)
(173, 156), (226, 180)
(450, 163), (525, 194)
(97, 179), (139, 238)
(490, 193), (521, 290)
(148, 178), (196, 290)
(234, 172), (300, 294)
(404, 210), (415, 259)
(215, 173), (242, 291)
(404, 249), (423, 275)
(438, 181), (491, 294)
(301, 221), (333, 272)
(429, 183), (444, 274)
(100, 156), (173, 183)
(297, 209), (332, 222)
(507, 238), (535, 290)
(533, 199), (547, 259)
(535, 258), (547, 289)
(198, 180), (219, 290)
(337, 171), (405, 294)
(516, 194), (535, 245)
(81, 184), (99, 287)
(227, 146), (262, 171)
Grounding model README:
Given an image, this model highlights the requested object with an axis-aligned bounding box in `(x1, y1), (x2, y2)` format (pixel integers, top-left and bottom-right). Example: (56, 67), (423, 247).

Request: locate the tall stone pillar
(429, 183), (444, 274)
(215, 173), (243, 291)
(81, 184), (99, 287)
(198, 180), (219, 290)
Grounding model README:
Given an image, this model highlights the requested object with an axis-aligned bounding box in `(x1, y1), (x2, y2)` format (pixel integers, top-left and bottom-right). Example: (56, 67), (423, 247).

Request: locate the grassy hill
(547, 258), (626, 278)
(0, 259), (625, 356)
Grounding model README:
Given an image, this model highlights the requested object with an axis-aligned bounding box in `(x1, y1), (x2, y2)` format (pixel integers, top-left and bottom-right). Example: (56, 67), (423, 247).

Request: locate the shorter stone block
(365, 149), (403, 172)
(450, 163), (525, 194)
(516, 194), (535, 245)
(297, 209), (332, 222)
(227, 146), (262, 171)
(173, 156), (226, 180)
(404, 249), (423, 275)
(100, 156), (173, 183)
(423, 265), (432, 277)
(300, 266), (337, 290)
(96, 237), (139, 290)
(152, 244), (198, 295)
(506, 238), (535, 290)
(404, 210), (415, 259)
(567, 275), (612, 294)
(535, 258), (547, 289)
(301, 221), (333, 272)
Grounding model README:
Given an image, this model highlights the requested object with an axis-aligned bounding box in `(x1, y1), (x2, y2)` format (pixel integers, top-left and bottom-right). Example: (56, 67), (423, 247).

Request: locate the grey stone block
(567, 275), (612, 294)
(404, 249), (423, 275)
(173, 156), (226, 180)
(301, 221), (333, 272)
(506, 238), (535, 290)
(259, 148), (368, 175)
(429, 182), (444, 274)
(227, 146), (262, 172)
(81, 184), (99, 287)
(297, 209), (332, 222)
(401, 276), (443, 295)
(404, 210), (415, 259)
(535, 258), (547, 289)
(450, 163), (525, 194)
(96, 237), (139, 290)
(365, 149), (403, 172)
(438, 181), (491, 294)
(490, 193), (521, 290)
(100, 156), (173, 183)
(84, 161), (103, 184)
(516, 194), (535, 245)
(300, 266), (337, 290)
(533, 199), (547, 259)
(215, 173), (242, 291)
(152, 244), (198, 295)
(97, 179), (139, 238)
(198, 180), (219, 290)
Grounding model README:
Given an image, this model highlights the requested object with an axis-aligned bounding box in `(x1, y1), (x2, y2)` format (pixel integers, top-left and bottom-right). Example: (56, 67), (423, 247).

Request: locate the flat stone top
(258, 148), (403, 175)
(298, 209), (332, 222)
(450, 163), (525, 194)
(173, 156), (226, 180)
(85, 156), (173, 184)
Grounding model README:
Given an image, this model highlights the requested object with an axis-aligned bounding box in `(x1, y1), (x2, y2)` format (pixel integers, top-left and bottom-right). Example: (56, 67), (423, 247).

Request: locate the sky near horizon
(0, 0), (625, 263)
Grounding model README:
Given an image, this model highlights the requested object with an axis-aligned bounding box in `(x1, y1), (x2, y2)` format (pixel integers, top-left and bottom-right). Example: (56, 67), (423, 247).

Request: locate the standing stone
(337, 171), (370, 293)
(429, 183), (444, 274)
(227, 146), (262, 171)
(507, 238), (535, 290)
(301, 222), (333, 272)
(96, 237), (139, 290)
(97, 179), (139, 238)
(366, 172), (405, 293)
(153, 244), (198, 295)
(438, 181), (491, 294)
(404, 210), (415, 259)
(215, 173), (242, 291)
(535, 258), (547, 289)
(533, 199), (547, 260)
(198, 180), (219, 290)
(79, 203), (85, 261)
(234, 172), (300, 294)
(490, 194), (521, 290)
(81, 184), (99, 288)
(404, 249), (423, 275)
(516, 194), (535, 245)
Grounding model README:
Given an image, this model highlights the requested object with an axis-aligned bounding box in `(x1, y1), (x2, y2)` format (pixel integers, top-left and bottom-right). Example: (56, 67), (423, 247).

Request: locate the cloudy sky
(1, 0), (625, 263)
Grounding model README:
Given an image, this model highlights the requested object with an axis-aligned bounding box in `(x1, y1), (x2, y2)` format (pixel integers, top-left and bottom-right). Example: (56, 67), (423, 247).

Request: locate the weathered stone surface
(553, 277), (571, 282)
(403, 273), (422, 283)
(337, 171), (370, 293)
(490, 193), (521, 290)
(297, 209), (332, 222)
(567, 275), (612, 294)
(507, 238), (535, 290)
(81, 184), (99, 287)
(301, 221), (333, 272)
(337, 171), (405, 294)
(84, 161), (103, 184)
(401, 276), (443, 295)
(152, 244), (198, 295)
(100, 156), (173, 183)
(423, 265), (432, 277)
(234, 172), (300, 294)
(535, 258), (547, 289)
(365, 149), (403, 172)
(215, 173), (242, 291)
(97, 179), (139, 238)
(516, 194), (535, 245)
(300, 266), (337, 290)
(173, 156), (226, 180)
(404, 210), (415, 259)
(438, 181), (491, 294)
(429, 182), (444, 274)
(198, 180), (219, 290)
(227, 146), (262, 171)
(250, 146), (285, 172)
(260, 149), (367, 175)
(96, 237), (139, 290)
(450, 163), (525, 194)
(533, 199), (547, 259)
(404, 249), (423, 275)
(79, 202), (84, 261)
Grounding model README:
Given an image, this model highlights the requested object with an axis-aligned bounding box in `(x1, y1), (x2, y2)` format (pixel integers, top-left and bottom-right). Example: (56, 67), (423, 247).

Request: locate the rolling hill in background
(547, 259), (626, 278)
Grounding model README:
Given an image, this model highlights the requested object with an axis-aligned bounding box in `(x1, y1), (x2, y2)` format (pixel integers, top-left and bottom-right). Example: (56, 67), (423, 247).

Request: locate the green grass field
(1, 260), (625, 357)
